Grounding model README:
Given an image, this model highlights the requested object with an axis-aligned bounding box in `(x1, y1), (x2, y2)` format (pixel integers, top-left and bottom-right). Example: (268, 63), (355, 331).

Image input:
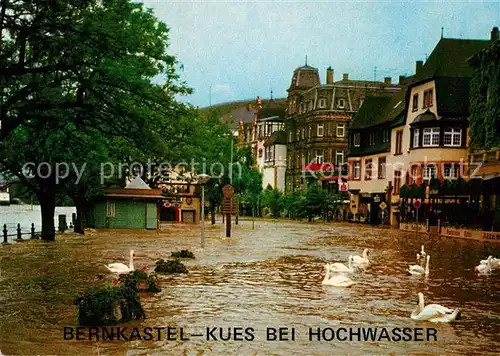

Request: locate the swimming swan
(322, 264), (356, 287)
(475, 256), (494, 274)
(419, 245), (426, 258)
(105, 250), (135, 274)
(411, 292), (460, 322)
(328, 255), (355, 273)
(352, 249), (370, 266)
(479, 256), (500, 269)
(409, 255), (430, 275)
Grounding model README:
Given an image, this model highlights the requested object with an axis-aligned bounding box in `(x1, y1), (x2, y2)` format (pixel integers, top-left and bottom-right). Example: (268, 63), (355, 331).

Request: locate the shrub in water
(170, 249), (195, 259)
(74, 286), (145, 326)
(154, 259), (189, 273)
(118, 270), (161, 293)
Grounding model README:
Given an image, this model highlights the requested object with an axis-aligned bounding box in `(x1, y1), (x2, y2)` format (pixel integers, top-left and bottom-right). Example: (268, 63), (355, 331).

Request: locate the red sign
(413, 199), (422, 209)
(222, 184), (235, 199)
(339, 182), (349, 191)
(301, 163), (334, 172)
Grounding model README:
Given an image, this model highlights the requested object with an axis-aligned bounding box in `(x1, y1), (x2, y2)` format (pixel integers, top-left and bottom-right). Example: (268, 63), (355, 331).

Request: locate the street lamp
(197, 173), (211, 248)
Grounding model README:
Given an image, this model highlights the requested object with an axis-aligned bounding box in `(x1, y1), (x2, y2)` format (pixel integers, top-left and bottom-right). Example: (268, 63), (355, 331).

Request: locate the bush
(154, 259), (189, 273)
(118, 270), (161, 293)
(170, 249), (195, 259)
(74, 286), (145, 326)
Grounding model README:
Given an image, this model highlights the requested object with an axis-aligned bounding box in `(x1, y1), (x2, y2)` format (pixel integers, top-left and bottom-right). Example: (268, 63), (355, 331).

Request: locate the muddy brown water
(0, 220), (499, 355)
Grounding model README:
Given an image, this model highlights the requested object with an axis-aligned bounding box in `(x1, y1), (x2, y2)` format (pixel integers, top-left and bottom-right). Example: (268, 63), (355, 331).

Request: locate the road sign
(378, 208), (388, 219)
(379, 202), (387, 210)
(413, 199), (422, 209)
(222, 184), (235, 199)
(222, 196), (238, 215)
(339, 182), (348, 192)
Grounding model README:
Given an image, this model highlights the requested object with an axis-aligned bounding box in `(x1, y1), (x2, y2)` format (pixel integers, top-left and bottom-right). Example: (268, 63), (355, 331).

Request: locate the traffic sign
(222, 196), (238, 215)
(378, 208), (388, 219)
(379, 202), (387, 210)
(222, 184), (235, 199)
(413, 199), (422, 209)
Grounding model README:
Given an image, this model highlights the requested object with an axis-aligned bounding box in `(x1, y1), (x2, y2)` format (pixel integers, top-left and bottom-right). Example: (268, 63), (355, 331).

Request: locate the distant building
(285, 63), (403, 193)
(0, 173), (10, 205)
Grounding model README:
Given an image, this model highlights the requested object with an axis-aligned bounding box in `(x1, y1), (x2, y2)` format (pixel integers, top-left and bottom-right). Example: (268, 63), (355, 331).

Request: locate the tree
(0, 0), (192, 240)
(260, 186), (284, 218)
(304, 184), (326, 222)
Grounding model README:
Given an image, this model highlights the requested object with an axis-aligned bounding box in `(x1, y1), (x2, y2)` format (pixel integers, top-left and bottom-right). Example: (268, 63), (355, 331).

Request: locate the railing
(2, 223), (40, 243)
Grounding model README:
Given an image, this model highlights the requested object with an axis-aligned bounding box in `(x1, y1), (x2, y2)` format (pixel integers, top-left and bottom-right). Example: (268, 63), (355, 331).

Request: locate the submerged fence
(2, 223), (40, 243)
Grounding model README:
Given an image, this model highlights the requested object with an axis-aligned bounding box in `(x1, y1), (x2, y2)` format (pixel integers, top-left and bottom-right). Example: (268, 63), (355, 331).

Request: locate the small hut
(92, 177), (165, 229)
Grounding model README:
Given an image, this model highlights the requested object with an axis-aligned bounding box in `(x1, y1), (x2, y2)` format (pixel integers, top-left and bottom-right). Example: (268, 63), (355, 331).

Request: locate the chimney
(343, 73), (349, 80)
(398, 75), (406, 84)
(491, 26), (499, 41)
(416, 60), (423, 75)
(384, 77), (392, 85)
(326, 66), (334, 84)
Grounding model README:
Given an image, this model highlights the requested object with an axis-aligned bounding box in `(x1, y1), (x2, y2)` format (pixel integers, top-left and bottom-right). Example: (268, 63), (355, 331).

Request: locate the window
(412, 94), (418, 111)
(317, 123), (324, 137)
(336, 150), (344, 167)
(353, 161), (361, 179)
(301, 128), (305, 140)
(258, 148), (263, 157)
(106, 201), (115, 217)
(337, 124), (345, 137)
(423, 164), (437, 181)
(423, 89), (433, 108)
(308, 125), (312, 138)
(443, 127), (462, 147)
(289, 130), (293, 142)
(383, 130), (390, 143)
(301, 154), (306, 166)
(309, 100), (313, 110)
(338, 98), (345, 109)
(394, 170), (402, 195)
(410, 165), (418, 184)
(422, 127), (439, 147)
(443, 163), (459, 179)
(395, 131), (403, 154)
(316, 153), (324, 164)
(267, 123), (272, 136)
(365, 159), (373, 180)
(378, 157), (386, 179)
(353, 133), (361, 147)
(369, 132), (375, 146)
(318, 98), (326, 108)
(413, 129), (420, 148)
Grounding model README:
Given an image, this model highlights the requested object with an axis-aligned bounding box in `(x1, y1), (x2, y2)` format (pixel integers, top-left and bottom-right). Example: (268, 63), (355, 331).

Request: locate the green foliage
(170, 249), (195, 259)
(75, 286), (145, 326)
(154, 259), (189, 273)
(469, 41), (500, 149)
(118, 270), (161, 293)
(260, 186), (284, 217)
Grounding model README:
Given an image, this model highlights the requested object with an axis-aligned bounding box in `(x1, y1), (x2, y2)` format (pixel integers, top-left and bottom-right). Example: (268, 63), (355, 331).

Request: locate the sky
(142, 0), (500, 108)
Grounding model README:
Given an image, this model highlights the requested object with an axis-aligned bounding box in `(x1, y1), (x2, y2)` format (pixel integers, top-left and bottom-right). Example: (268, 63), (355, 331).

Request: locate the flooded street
(0, 220), (499, 355)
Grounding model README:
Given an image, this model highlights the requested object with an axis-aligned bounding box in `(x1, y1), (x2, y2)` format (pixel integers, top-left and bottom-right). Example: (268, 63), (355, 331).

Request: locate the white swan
(479, 256), (500, 269)
(105, 250), (135, 274)
(409, 254), (430, 275)
(322, 264), (356, 287)
(411, 292), (460, 322)
(419, 245), (426, 258)
(328, 255), (355, 273)
(351, 249), (370, 266)
(475, 256), (493, 274)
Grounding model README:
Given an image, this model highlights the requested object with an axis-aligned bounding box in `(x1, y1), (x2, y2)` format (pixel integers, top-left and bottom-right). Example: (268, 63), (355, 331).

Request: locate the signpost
(378, 202), (388, 228)
(413, 199), (422, 236)
(222, 185), (235, 237)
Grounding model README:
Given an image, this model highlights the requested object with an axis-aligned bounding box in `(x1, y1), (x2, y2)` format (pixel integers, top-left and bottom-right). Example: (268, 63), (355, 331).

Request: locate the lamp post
(197, 173), (211, 248)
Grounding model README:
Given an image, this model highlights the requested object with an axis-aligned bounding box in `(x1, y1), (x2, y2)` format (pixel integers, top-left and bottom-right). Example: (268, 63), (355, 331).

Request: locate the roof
(468, 39), (500, 66)
(264, 130), (287, 146)
(333, 78), (400, 88)
(412, 110), (438, 124)
(412, 38), (491, 84)
(435, 77), (471, 116)
(125, 176), (151, 189)
(258, 99), (286, 120)
(350, 90), (407, 130)
(294, 64), (318, 72)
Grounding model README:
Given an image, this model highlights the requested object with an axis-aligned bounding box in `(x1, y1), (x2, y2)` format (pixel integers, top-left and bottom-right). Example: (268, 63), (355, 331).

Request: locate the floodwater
(0, 205), (77, 241)
(0, 220), (499, 355)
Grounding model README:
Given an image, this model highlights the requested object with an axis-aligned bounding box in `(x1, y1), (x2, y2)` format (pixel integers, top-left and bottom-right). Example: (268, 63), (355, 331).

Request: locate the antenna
(374, 66), (377, 81)
(270, 89), (273, 100)
(441, 27), (444, 39)
(305, 55), (308, 65)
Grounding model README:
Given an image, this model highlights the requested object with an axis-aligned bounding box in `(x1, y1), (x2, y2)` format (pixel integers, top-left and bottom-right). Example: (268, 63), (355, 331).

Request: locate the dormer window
(317, 123), (324, 137)
(338, 98), (345, 109)
(318, 98), (326, 109)
(353, 132), (360, 147)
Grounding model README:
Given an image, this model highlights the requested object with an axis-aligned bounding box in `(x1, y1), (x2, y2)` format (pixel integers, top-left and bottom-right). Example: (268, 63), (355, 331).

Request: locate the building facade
(284, 64), (402, 193)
